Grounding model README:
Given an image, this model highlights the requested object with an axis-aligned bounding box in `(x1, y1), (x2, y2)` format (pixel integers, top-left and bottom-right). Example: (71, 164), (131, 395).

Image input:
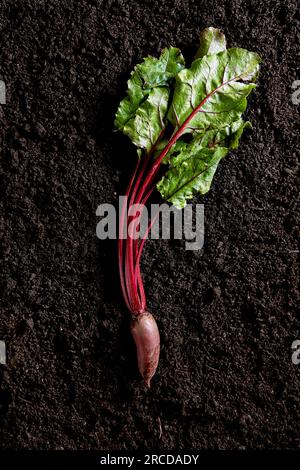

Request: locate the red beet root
(130, 312), (160, 387)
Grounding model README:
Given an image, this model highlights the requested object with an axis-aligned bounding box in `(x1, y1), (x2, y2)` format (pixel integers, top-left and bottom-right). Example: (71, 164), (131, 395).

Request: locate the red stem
(118, 158), (140, 313)
(134, 208), (160, 284)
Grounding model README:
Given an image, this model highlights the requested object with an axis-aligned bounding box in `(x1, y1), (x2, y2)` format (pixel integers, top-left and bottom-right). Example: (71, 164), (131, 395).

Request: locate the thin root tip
(144, 378), (151, 389)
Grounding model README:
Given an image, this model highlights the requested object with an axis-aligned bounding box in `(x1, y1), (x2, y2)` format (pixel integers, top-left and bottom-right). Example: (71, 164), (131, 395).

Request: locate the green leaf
(157, 118), (250, 208)
(195, 27), (227, 59)
(121, 87), (169, 152)
(157, 147), (228, 209)
(161, 119), (250, 165)
(190, 118), (252, 151)
(168, 48), (261, 133)
(114, 47), (185, 136)
(158, 46), (260, 207)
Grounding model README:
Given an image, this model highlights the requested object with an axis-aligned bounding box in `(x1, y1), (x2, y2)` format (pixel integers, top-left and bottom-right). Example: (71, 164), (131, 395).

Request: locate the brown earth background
(0, 0), (300, 449)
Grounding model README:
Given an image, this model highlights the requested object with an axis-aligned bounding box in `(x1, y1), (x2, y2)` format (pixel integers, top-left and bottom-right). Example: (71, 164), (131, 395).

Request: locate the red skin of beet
(130, 312), (160, 387)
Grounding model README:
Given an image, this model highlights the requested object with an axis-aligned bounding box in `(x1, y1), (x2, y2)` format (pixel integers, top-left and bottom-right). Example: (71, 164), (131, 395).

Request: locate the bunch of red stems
(118, 92), (214, 315)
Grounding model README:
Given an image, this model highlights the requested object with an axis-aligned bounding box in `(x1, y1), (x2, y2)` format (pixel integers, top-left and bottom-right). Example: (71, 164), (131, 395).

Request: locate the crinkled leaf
(121, 87), (169, 152)
(161, 140), (187, 163)
(195, 27), (226, 59)
(191, 118), (252, 151)
(159, 47), (260, 207)
(157, 147), (228, 209)
(168, 48), (261, 133)
(161, 119), (251, 165)
(157, 119), (250, 207)
(115, 47), (185, 133)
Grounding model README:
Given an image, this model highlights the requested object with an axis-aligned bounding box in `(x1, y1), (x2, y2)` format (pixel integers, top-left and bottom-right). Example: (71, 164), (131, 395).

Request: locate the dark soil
(0, 0), (299, 450)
